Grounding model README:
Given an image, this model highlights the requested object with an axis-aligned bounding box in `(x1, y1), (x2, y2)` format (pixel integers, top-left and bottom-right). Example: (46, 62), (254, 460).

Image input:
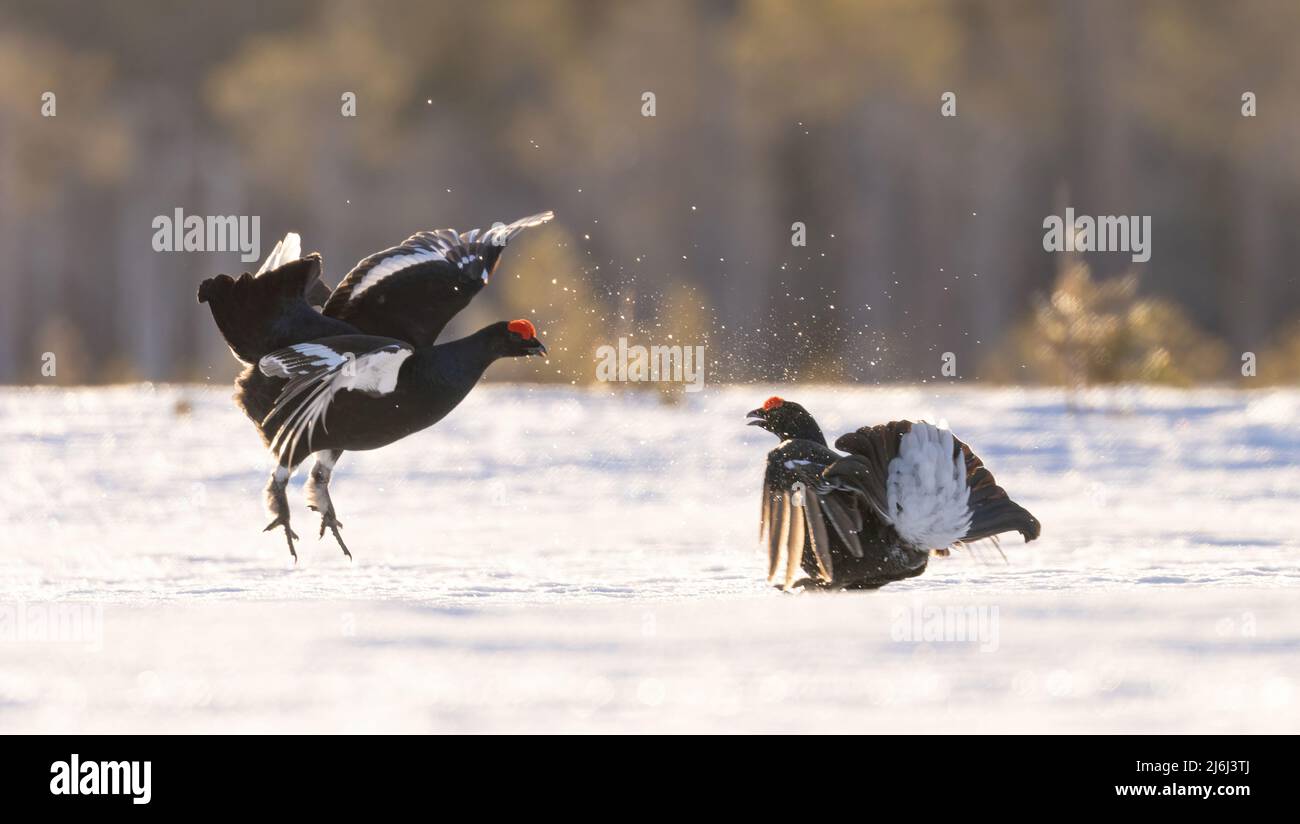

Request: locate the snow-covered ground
(2, 384), (1298, 733)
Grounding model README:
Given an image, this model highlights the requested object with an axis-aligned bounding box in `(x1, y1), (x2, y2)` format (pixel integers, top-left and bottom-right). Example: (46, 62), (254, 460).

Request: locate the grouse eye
(507, 318), (536, 339)
(763, 396), (784, 411)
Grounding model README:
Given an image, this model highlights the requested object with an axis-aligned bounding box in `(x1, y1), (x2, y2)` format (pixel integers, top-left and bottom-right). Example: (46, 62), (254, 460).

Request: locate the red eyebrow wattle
(763, 396), (784, 411)
(507, 319), (536, 338)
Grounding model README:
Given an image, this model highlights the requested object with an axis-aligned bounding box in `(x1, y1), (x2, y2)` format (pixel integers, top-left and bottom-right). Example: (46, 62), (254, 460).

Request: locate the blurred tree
(0, 28), (131, 380)
(1257, 320), (1300, 384)
(0, 0), (1297, 385)
(989, 257), (1228, 389)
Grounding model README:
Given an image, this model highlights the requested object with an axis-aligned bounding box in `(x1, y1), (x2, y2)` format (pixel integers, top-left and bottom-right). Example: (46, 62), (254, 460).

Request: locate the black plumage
(196, 255), (353, 364)
(747, 397), (1041, 591)
(322, 212), (554, 347)
(242, 325), (545, 466)
(197, 213), (553, 561)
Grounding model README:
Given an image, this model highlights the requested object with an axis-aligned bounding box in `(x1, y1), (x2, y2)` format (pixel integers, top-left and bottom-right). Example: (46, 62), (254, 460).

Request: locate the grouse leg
(262, 462), (300, 561)
(305, 449), (351, 560)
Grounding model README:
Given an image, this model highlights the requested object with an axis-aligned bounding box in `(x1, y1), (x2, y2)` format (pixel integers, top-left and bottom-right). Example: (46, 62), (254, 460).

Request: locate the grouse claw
(263, 518), (299, 561)
(315, 511), (351, 561)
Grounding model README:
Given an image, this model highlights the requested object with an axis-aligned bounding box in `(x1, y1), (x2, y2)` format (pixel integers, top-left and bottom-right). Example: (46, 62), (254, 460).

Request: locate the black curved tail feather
(963, 498), (1041, 543)
(198, 255), (354, 363)
(956, 438), (1041, 543)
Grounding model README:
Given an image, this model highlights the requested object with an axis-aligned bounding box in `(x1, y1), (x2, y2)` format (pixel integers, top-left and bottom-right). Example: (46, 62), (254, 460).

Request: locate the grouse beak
(746, 408), (767, 427)
(525, 339), (548, 357)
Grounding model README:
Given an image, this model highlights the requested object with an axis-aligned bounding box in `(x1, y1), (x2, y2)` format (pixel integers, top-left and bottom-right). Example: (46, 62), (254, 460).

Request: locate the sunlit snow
(2, 384), (1297, 732)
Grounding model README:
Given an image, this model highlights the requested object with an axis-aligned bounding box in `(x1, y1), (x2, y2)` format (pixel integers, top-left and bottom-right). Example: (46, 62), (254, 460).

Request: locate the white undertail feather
(256, 232), (302, 275)
(259, 343), (412, 463)
(885, 422), (972, 550)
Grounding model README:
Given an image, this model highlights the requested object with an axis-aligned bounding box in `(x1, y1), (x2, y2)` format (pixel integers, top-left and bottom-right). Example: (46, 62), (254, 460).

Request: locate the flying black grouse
(747, 396), (1041, 590)
(198, 212), (553, 560)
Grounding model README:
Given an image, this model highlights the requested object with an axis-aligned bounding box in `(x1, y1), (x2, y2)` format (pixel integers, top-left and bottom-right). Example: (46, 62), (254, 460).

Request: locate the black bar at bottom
(1, 735), (1277, 811)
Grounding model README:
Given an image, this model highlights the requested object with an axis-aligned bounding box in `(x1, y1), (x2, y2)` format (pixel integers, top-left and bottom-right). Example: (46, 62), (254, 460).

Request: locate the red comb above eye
(507, 319), (536, 339)
(763, 396), (784, 411)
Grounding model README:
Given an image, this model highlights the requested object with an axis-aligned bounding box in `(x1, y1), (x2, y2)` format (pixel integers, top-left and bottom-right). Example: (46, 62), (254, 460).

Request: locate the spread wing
(258, 336), (413, 464)
(322, 211), (554, 346)
(760, 447), (839, 590)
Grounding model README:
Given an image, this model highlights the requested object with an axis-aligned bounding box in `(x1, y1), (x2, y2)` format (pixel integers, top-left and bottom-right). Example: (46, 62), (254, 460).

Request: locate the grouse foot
(263, 517), (299, 561)
(311, 507), (351, 560)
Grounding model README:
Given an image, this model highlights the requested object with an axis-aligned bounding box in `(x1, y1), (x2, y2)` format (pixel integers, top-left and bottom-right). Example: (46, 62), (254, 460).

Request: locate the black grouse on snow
(747, 396), (1041, 591)
(197, 212), (553, 560)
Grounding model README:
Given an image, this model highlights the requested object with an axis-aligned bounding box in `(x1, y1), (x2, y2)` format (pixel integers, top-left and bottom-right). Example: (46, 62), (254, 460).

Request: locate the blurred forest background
(1, 0), (1299, 387)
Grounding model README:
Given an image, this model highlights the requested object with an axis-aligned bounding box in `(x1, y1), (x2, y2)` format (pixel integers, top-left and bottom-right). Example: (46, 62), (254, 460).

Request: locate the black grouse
(198, 213), (553, 560)
(747, 396), (1041, 590)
